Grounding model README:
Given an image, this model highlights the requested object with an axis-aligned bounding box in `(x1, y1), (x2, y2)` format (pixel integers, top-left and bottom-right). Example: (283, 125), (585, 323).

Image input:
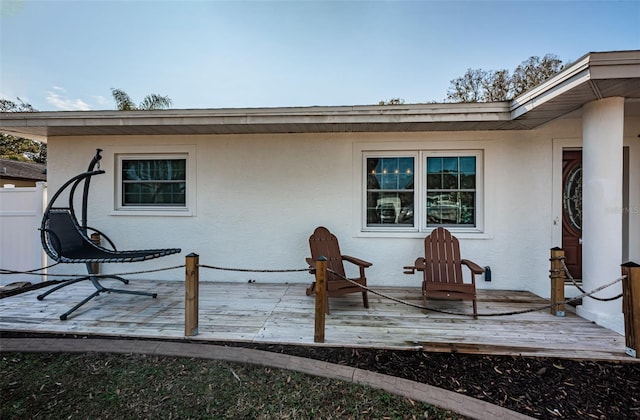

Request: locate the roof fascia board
(589, 51), (640, 79)
(509, 54), (592, 119)
(1, 102), (511, 131)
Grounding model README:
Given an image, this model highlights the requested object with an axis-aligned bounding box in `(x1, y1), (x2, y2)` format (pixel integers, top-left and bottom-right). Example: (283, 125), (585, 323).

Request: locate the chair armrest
(404, 257), (426, 274)
(305, 257), (316, 274)
(342, 255), (372, 268)
(461, 259), (485, 275)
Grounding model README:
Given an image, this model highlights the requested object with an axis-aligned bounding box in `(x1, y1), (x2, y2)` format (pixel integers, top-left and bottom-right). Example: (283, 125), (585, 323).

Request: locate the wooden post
(185, 253), (199, 337)
(314, 256), (327, 343)
(550, 247), (565, 316)
(90, 233), (101, 274)
(621, 262), (640, 358)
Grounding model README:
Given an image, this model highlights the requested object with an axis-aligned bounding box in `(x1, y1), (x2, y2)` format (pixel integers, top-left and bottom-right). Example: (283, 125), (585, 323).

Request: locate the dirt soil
(241, 342), (640, 419)
(2, 331), (639, 419)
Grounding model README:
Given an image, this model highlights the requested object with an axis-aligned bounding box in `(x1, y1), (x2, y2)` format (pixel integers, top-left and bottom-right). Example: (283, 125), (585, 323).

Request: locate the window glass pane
(427, 192), (459, 224)
(460, 157), (476, 189)
(459, 192), (475, 225)
(397, 191), (414, 224)
(366, 157), (414, 226)
(443, 173), (458, 189)
(425, 155), (477, 227)
(426, 173), (441, 189)
(122, 158), (186, 207)
(442, 157), (458, 173)
(123, 160), (186, 181)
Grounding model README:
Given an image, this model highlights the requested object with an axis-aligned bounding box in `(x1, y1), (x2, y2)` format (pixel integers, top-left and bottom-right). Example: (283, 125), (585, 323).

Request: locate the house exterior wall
(44, 113), (639, 300)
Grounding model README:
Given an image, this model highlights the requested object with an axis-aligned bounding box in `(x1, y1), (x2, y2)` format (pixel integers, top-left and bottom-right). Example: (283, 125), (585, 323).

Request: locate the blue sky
(1, 0), (639, 111)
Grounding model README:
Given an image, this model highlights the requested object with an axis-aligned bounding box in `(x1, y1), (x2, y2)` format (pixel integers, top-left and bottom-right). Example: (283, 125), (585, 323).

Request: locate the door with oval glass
(562, 150), (582, 279)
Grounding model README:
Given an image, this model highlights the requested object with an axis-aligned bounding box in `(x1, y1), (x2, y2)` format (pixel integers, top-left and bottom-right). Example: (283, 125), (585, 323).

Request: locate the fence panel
(0, 182), (47, 284)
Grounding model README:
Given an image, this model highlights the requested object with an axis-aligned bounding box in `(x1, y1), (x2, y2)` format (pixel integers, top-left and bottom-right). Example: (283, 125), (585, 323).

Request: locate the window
(363, 151), (482, 232)
(366, 156), (415, 227)
(426, 156), (476, 226)
(115, 152), (194, 215)
(122, 159), (186, 206)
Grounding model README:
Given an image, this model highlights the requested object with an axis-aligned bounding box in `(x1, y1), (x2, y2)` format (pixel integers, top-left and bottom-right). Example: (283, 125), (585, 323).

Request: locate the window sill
(357, 229), (491, 239)
(110, 208), (193, 217)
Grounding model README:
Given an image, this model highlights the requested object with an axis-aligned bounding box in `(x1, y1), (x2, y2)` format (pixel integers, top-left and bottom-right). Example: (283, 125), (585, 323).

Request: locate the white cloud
(46, 87), (92, 111)
(92, 95), (110, 107)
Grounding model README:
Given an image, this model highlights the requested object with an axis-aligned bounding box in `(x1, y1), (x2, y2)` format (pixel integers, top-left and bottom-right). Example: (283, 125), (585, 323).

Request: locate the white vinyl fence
(0, 182), (47, 285)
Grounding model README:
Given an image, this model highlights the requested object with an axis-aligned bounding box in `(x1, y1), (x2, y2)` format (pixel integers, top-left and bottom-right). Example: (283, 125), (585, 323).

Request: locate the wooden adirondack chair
(404, 227), (484, 318)
(305, 226), (371, 314)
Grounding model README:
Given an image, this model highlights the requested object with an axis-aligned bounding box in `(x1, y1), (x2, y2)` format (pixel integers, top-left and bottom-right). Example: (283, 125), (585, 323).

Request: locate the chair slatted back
(423, 227), (464, 285)
(308, 226), (346, 282)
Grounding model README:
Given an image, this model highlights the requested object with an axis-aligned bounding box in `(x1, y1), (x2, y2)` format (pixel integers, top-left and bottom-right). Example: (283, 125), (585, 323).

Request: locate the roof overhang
(1, 50), (639, 142)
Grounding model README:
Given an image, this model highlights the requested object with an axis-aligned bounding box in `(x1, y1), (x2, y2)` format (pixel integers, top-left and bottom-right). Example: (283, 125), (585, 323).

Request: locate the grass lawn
(1, 352), (463, 419)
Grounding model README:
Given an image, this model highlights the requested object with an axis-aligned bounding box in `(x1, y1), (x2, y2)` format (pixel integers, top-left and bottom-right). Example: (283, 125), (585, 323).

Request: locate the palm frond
(111, 88), (137, 111)
(139, 94), (172, 110)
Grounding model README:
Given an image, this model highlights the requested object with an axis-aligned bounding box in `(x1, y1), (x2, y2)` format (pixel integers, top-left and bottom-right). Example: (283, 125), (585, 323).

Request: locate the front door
(562, 150), (582, 279)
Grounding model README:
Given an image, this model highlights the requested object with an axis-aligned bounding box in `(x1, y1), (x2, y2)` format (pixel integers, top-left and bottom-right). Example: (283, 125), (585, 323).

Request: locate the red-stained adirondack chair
(305, 226), (371, 314)
(404, 227), (483, 318)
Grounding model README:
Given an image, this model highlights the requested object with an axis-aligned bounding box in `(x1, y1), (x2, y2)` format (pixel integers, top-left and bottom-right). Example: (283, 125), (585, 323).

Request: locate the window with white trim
(116, 153), (191, 213)
(364, 150), (482, 232)
(366, 155), (416, 227)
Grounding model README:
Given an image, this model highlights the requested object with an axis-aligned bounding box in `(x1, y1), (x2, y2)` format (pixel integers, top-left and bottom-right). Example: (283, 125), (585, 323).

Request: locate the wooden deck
(0, 279), (633, 362)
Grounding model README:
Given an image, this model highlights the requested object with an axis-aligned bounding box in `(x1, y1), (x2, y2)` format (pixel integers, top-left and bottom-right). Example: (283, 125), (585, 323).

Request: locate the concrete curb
(1, 338), (533, 420)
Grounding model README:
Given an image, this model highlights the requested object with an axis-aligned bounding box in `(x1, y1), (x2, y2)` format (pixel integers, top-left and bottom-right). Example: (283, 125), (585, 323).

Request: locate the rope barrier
(0, 264), (185, 278)
(0, 262), (61, 274)
(198, 263), (309, 273)
(326, 268), (626, 318)
(558, 257), (623, 302)
(1, 258), (625, 319)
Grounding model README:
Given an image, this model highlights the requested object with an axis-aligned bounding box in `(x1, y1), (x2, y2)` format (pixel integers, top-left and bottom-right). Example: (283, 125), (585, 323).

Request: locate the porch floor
(0, 280), (631, 361)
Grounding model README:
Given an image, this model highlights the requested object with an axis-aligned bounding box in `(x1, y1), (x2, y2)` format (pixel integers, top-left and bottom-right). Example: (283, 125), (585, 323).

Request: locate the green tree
(111, 88), (172, 110)
(446, 54), (565, 103)
(0, 98), (46, 163)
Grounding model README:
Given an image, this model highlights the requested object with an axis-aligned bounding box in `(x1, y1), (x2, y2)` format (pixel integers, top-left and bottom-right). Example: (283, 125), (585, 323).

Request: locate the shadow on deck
(0, 280), (631, 361)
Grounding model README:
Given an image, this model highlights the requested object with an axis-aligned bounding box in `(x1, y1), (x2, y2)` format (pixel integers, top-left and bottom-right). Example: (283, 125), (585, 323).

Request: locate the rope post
(621, 262), (640, 358)
(314, 256), (328, 343)
(550, 247), (565, 316)
(90, 233), (101, 274)
(185, 253), (199, 337)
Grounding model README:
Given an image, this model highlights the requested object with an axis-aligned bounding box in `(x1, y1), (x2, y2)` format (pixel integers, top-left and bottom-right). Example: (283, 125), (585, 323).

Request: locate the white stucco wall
(44, 113), (638, 301)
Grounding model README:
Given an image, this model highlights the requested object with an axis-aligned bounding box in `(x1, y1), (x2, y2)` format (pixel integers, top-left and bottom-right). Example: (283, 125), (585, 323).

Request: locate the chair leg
(102, 275), (129, 285)
(84, 263), (155, 297)
(472, 298), (478, 319)
(59, 289), (102, 320)
(422, 281), (428, 314)
(39, 263), (157, 320)
(305, 282), (315, 296)
(362, 291), (369, 308)
(37, 276), (91, 300)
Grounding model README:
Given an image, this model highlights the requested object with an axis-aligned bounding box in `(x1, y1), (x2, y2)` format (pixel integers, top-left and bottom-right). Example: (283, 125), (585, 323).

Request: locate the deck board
(0, 280), (634, 362)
